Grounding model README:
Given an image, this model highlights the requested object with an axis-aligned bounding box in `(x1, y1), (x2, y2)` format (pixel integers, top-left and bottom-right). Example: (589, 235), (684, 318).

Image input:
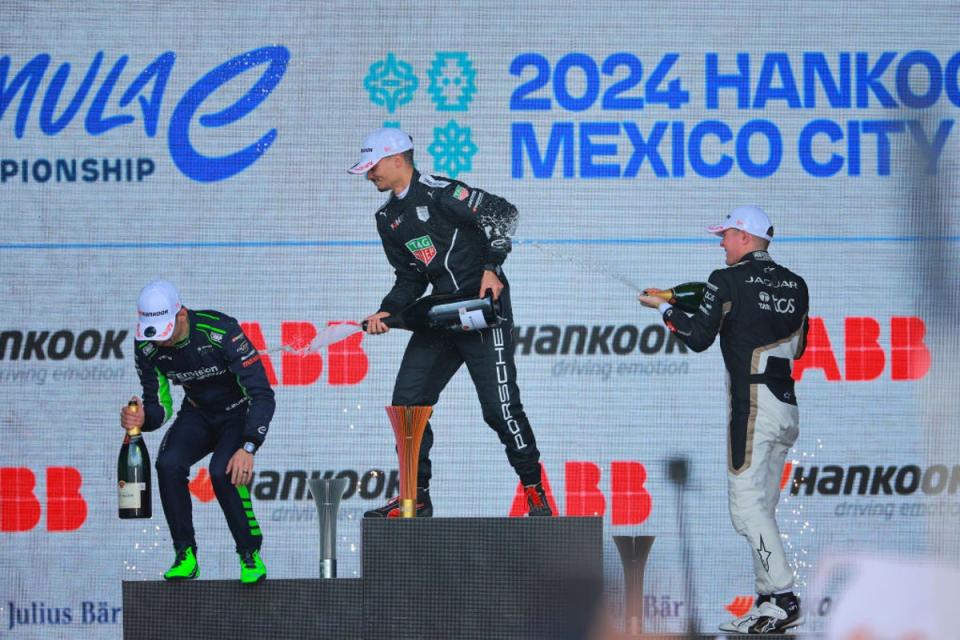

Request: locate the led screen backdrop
(1, 1), (958, 635)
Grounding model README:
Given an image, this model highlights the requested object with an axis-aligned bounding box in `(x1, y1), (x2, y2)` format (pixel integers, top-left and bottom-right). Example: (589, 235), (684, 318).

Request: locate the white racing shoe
(748, 594), (804, 634)
(718, 595), (769, 633)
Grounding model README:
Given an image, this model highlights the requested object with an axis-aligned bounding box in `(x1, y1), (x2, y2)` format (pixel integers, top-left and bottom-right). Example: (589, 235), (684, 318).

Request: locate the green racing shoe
(239, 549), (266, 585)
(163, 546), (199, 581)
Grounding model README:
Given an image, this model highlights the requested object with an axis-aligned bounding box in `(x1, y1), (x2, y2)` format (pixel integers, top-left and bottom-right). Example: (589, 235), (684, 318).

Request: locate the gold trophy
(385, 405), (433, 518)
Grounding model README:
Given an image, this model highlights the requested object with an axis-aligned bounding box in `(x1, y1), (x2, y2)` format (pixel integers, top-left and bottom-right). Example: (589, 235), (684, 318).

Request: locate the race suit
(661, 250), (809, 594)
(375, 171), (542, 488)
(134, 309), (275, 553)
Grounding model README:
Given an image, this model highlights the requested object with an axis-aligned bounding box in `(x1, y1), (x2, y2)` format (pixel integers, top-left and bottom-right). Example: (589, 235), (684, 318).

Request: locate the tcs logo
(509, 462), (653, 525)
(242, 321), (368, 386)
(0, 467), (87, 532)
(794, 317), (930, 382)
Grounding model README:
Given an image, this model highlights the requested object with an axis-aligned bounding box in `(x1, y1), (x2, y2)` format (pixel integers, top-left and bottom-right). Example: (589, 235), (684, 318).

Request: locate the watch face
(243, 443), (255, 454)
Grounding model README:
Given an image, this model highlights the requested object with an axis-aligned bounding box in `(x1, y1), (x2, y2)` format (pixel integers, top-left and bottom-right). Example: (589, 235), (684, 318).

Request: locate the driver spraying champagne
(348, 127), (553, 518)
(639, 206), (810, 635)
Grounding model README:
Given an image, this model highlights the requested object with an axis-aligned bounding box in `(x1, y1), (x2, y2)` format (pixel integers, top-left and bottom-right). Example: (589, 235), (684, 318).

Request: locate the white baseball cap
(136, 280), (182, 341)
(707, 205), (774, 241)
(347, 127), (413, 174)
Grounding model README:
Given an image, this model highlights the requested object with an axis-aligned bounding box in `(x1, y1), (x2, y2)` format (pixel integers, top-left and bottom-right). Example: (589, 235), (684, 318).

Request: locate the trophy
(613, 535), (656, 636)
(385, 406), (433, 517)
(308, 477), (350, 578)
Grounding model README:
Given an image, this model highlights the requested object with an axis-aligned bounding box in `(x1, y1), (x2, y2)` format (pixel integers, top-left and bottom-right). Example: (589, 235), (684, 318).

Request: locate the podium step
(362, 516), (603, 640)
(122, 578), (361, 640)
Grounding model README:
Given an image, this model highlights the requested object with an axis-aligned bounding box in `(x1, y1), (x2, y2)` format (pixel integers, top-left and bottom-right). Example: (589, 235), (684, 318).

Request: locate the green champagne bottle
(118, 401), (152, 519)
(647, 282), (707, 313)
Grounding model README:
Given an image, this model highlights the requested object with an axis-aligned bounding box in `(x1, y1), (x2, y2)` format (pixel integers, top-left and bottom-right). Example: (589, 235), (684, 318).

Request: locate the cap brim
(706, 223), (728, 236)
(347, 158), (377, 175)
(136, 320), (175, 341)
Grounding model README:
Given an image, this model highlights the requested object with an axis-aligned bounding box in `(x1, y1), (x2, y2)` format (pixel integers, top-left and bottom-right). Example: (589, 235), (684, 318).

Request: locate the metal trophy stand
(308, 477), (350, 578)
(613, 535), (656, 636)
(385, 406), (432, 518)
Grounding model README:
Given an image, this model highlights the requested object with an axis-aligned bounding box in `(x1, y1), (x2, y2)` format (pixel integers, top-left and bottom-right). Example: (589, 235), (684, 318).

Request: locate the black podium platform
(123, 516), (602, 640)
(123, 578), (362, 639)
(363, 517), (603, 640)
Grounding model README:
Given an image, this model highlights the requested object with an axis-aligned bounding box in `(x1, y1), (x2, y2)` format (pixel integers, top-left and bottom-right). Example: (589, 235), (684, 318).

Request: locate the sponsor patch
(405, 235), (437, 266)
(419, 174), (450, 188)
(211, 332), (223, 343)
(417, 206), (430, 222)
(453, 185), (470, 201)
(390, 215), (403, 230)
(242, 353), (262, 368)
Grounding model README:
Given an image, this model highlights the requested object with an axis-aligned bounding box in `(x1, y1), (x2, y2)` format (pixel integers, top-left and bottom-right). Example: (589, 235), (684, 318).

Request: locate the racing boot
(524, 482), (553, 516)
(163, 546), (199, 581)
(718, 594), (770, 633)
(239, 549), (267, 585)
(748, 592), (803, 634)
(363, 487), (433, 518)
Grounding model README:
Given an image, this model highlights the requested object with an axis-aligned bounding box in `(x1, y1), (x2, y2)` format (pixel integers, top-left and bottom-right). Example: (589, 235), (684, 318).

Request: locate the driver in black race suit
(639, 206), (809, 635)
(120, 279), (275, 584)
(348, 127), (551, 518)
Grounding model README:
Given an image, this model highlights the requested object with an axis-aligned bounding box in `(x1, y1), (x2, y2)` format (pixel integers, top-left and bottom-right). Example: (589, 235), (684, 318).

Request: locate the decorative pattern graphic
(427, 52), (476, 111)
(427, 120), (478, 178)
(364, 53), (418, 113)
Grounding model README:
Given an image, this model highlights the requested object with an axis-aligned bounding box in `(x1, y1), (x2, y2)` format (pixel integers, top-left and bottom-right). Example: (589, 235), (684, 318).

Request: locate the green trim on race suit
(196, 322), (226, 348)
(237, 484), (262, 537)
(155, 368), (173, 424)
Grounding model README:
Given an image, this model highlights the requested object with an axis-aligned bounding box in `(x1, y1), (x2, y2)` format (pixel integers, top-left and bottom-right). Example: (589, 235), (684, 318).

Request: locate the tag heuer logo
(417, 206), (430, 222)
(405, 235), (437, 266)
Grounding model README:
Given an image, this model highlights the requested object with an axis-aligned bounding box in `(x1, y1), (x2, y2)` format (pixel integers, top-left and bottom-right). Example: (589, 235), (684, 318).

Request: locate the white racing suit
(661, 250), (809, 594)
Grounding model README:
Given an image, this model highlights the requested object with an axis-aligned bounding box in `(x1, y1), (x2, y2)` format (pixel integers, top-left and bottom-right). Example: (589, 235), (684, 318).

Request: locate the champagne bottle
(118, 400), (152, 519)
(647, 282), (707, 313)
(362, 291), (503, 332)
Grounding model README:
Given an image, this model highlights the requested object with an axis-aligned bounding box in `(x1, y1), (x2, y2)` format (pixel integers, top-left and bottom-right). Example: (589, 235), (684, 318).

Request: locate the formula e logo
(0, 46), (289, 183)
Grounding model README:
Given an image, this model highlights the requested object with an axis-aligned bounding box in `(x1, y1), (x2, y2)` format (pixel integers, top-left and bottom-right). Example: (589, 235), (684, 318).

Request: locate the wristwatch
(242, 442), (257, 455)
(483, 263), (502, 277)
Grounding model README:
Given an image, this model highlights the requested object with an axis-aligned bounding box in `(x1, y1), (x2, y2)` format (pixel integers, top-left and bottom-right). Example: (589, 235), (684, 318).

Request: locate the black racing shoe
(748, 592), (803, 634)
(363, 488), (433, 518)
(524, 483), (553, 517)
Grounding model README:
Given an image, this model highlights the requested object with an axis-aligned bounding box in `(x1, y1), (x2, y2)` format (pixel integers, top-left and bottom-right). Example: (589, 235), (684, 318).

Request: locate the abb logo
(0, 467), (87, 532)
(509, 462), (653, 525)
(726, 595), (757, 618)
(793, 317), (930, 382)
(189, 468), (215, 503)
(241, 321), (368, 386)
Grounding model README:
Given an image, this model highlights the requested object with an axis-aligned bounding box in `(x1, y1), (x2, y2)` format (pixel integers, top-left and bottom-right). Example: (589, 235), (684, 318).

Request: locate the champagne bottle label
(458, 308), (490, 331)
(118, 481), (144, 509)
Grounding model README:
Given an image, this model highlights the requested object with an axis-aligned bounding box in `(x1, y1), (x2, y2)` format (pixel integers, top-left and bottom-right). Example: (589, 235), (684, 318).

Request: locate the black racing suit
(375, 171), (542, 488)
(134, 308), (275, 553)
(661, 250), (809, 594)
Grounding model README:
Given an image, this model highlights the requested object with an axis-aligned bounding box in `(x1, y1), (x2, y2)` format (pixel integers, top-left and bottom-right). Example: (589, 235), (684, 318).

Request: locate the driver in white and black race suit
(639, 206), (809, 635)
(348, 127), (552, 519)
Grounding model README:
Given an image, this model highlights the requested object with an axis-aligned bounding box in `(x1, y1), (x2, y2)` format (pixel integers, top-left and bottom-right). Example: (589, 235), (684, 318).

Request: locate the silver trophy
(613, 535), (656, 636)
(308, 477), (350, 578)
